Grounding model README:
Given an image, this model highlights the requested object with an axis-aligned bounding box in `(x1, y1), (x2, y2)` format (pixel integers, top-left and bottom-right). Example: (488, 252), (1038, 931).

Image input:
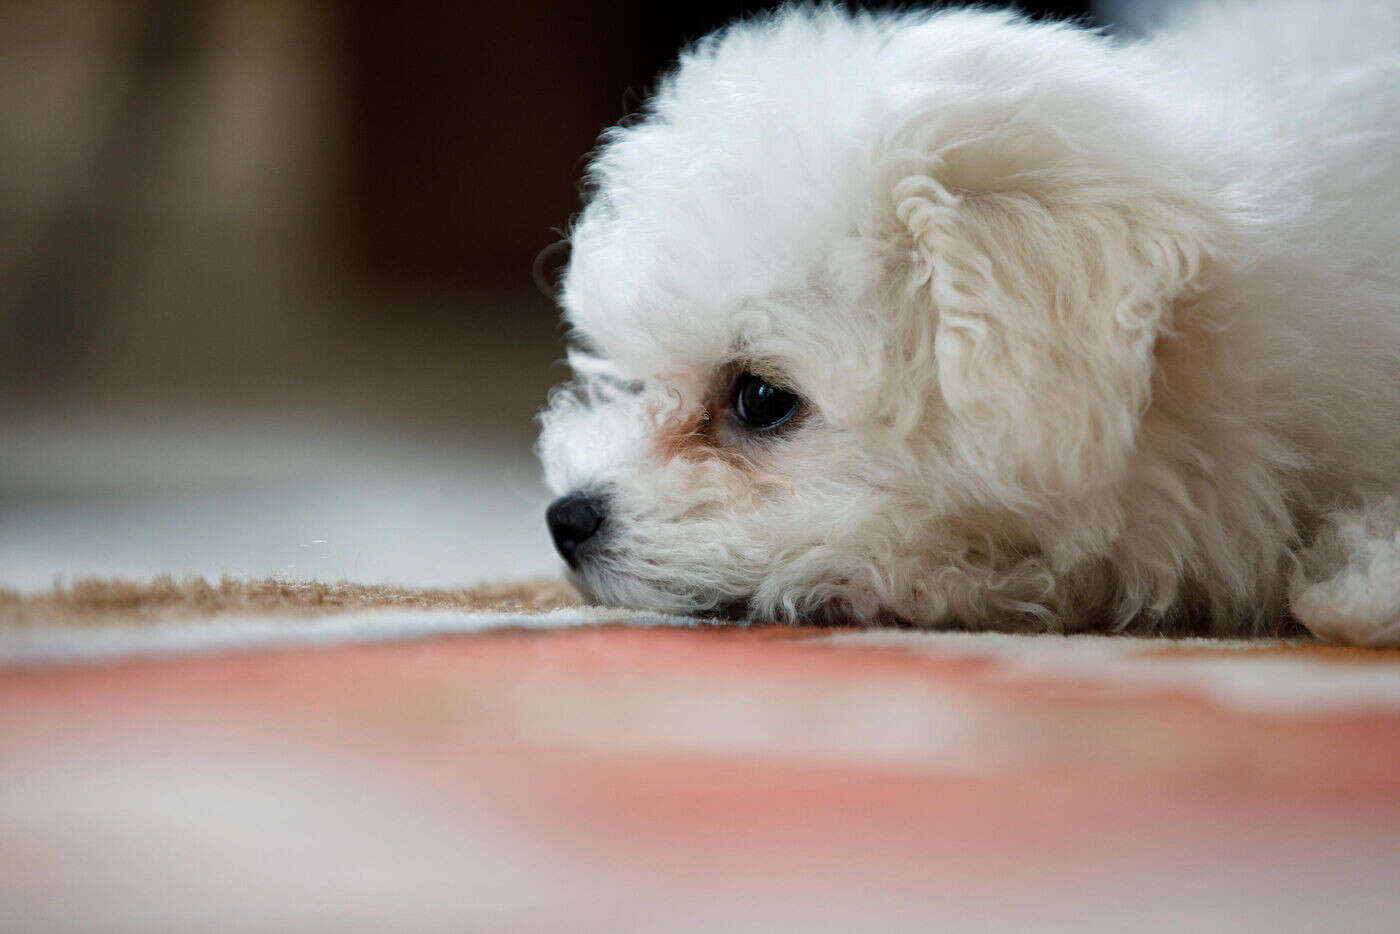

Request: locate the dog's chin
(561, 563), (604, 604)
(569, 557), (915, 626)
(566, 558), (754, 620)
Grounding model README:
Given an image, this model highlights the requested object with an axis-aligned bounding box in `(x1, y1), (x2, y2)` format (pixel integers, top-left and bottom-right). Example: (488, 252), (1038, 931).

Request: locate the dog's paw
(1291, 496), (1400, 646)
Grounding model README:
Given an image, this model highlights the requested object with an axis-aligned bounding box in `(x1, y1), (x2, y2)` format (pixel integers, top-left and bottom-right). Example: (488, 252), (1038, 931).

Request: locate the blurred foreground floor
(3, 622), (1400, 932)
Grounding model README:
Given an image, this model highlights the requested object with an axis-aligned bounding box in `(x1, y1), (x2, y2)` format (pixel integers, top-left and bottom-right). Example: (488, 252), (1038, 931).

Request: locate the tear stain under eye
(649, 399), (803, 504)
(651, 395), (757, 473)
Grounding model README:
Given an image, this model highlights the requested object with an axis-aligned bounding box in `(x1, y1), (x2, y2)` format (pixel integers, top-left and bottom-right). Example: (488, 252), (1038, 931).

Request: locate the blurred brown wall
(345, 2), (645, 288)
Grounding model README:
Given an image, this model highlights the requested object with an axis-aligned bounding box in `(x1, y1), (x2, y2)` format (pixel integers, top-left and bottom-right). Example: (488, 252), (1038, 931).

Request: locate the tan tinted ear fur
(896, 147), (1217, 495)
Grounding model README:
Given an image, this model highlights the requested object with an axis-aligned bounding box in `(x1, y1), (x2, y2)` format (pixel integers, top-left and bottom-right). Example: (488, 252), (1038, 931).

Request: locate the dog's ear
(892, 124), (1216, 494)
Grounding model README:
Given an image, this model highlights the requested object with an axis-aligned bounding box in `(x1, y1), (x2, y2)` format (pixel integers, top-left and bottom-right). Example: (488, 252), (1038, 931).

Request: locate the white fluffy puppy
(538, 1), (1400, 644)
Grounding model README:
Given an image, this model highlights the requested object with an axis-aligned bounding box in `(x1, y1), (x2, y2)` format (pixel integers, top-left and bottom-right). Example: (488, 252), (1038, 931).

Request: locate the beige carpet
(0, 575), (581, 626)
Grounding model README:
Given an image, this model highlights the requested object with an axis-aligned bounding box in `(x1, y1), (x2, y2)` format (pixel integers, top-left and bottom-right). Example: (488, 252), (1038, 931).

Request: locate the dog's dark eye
(734, 372), (799, 430)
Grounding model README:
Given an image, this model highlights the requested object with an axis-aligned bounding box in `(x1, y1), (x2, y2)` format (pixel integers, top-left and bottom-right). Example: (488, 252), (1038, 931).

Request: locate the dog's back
(1142, 1), (1400, 499)
(1152, 0), (1400, 235)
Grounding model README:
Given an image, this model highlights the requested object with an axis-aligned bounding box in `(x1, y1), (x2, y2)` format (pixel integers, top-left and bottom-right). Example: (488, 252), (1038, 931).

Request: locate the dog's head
(538, 7), (1222, 624)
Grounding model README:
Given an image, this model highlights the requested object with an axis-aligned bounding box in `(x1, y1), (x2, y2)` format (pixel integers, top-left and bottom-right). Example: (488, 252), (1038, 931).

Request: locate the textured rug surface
(0, 575), (582, 625)
(4, 577), (1400, 932)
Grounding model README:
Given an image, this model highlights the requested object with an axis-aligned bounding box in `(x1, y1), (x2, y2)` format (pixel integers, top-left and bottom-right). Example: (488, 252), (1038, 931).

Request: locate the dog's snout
(546, 492), (606, 567)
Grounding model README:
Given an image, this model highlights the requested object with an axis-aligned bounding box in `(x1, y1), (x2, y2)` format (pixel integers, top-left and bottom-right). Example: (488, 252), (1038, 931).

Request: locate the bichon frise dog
(538, 1), (1400, 644)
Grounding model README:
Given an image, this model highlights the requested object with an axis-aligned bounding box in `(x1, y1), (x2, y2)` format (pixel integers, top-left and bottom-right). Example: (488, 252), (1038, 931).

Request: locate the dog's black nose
(546, 492), (606, 567)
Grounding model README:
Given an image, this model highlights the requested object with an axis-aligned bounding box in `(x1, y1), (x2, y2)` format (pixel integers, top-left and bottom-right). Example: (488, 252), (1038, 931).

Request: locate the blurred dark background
(0, 1), (1108, 589)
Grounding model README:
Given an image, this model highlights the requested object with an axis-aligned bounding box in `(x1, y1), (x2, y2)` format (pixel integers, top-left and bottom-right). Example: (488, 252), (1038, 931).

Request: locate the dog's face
(539, 8), (1217, 624)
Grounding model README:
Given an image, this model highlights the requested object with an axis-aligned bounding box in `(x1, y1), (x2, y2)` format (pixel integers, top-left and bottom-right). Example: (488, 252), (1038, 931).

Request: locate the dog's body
(539, 1), (1400, 643)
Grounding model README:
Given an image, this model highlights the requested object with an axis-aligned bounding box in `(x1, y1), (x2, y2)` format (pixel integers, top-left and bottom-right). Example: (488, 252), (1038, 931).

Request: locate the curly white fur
(538, 1), (1400, 643)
